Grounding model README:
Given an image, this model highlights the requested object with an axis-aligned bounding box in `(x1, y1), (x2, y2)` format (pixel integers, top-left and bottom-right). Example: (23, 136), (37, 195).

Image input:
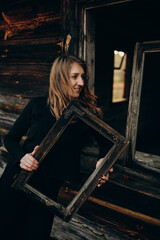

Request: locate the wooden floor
(1, 154), (160, 239)
(51, 214), (131, 240)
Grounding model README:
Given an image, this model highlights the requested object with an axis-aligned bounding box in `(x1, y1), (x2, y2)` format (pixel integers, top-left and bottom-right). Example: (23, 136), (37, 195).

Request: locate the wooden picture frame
(125, 41), (160, 167)
(12, 100), (129, 222)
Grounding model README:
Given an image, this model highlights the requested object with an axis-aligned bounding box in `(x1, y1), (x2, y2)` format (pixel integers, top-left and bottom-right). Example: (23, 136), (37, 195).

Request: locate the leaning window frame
(125, 40), (160, 169)
(12, 100), (129, 222)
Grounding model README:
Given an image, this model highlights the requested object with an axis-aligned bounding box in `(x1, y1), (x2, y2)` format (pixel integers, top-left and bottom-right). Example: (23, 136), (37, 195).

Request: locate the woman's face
(70, 62), (85, 98)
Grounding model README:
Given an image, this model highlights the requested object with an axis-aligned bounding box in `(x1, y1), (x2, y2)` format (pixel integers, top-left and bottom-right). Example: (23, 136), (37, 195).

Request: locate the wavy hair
(49, 55), (102, 119)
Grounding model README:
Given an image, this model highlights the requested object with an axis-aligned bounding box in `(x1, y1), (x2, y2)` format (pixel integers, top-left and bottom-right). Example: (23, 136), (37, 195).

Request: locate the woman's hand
(96, 158), (114, 187)
(20, 146), (39, 171)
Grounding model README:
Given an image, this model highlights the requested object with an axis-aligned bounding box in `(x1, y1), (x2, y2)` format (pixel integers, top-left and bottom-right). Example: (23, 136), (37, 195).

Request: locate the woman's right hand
(20, 146), (39, 171)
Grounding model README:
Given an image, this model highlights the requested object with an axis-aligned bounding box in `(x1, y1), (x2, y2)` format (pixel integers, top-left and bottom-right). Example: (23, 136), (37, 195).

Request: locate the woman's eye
(72, 75), (77, 79)
(71, 74), (85, 80)
(82, 75), (86, 80)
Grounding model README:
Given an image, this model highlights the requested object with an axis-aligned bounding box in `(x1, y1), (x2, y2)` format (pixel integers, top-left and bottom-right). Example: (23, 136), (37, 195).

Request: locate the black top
(4, 97), (107, 182)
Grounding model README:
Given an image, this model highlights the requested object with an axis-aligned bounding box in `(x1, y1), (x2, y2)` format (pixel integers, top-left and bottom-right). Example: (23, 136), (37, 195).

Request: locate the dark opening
(86, 1), (159, 136)
(136, 52), (160, 156)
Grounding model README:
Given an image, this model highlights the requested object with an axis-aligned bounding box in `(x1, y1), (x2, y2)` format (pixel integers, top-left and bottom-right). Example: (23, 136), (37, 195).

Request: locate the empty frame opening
(136, 52), (160, 157)
(28, 117), (114, 204)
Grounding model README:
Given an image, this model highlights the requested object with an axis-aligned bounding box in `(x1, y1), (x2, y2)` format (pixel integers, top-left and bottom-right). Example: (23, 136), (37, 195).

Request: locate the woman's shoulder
(28, 96), (48, 106)
(26, 96), (49, 113)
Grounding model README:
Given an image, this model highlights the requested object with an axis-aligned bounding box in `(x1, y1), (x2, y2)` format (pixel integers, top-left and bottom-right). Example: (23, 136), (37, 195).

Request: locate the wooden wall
(0, 0), (63, 146)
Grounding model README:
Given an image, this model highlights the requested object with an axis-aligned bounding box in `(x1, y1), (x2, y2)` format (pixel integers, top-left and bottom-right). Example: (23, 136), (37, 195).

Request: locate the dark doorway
(85, 1), (159, 135)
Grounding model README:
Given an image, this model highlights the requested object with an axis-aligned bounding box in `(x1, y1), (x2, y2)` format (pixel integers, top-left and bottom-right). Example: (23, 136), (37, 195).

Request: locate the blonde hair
(49, 55), (102, 119)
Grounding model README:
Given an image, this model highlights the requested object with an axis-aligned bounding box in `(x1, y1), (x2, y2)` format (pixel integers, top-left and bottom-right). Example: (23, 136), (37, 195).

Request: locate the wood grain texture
(0, 0), (62, 135)
(51, 214), (131, 240)
(0, 0), (61, 40)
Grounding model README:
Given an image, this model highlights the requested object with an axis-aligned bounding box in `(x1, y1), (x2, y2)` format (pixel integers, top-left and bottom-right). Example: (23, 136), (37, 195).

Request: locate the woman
(0, 55), (112, 240)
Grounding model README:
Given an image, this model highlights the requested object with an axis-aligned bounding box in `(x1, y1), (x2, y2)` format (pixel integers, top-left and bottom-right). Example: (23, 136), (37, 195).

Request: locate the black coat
(0, 96), (106, 240)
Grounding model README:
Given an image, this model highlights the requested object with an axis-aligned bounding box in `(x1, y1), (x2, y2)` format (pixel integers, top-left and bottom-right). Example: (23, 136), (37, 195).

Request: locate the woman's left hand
(96, 158), (114, 187)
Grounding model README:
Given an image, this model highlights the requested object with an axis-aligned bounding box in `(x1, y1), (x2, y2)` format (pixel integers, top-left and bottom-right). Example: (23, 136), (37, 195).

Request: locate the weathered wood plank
(0, 93), (30, 112)
(59, 186), (160, 226)
(0, 36), (62, 47)
(0, 109), (18, 130)
(125, 42), (145, 162)
(0, 146), (7, 177)
(51, 214), (131, 240)
(135, 151), (160, 172)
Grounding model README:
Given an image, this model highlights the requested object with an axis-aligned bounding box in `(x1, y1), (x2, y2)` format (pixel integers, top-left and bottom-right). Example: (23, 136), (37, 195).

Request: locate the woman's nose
(77, 77), (84, 86)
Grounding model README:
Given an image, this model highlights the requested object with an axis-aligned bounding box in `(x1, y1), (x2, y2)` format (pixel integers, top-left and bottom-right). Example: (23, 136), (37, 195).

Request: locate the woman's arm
(4, 99), (34, 165)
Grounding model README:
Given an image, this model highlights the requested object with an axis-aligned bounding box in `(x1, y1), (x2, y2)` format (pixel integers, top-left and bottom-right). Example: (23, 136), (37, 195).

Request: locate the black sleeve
(4, 99), (34, 164)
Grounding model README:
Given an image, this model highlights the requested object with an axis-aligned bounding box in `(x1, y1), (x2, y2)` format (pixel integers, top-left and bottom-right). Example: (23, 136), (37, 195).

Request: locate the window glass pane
(112, 50), (127, 103)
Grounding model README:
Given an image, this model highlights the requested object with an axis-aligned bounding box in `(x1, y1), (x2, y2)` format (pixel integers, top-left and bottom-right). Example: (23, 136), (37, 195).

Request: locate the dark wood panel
(0, 0), (63, 133)
(0, 40), (62, 95)
(0, 38), (62, 130)
(0, 109), (19, 130)
(0, 0), (62, 40)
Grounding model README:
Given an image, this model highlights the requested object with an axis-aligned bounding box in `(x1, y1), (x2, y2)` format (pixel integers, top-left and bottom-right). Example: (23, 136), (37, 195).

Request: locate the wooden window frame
(12, 100), (129, 222)
(125, 40), (160, 168)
